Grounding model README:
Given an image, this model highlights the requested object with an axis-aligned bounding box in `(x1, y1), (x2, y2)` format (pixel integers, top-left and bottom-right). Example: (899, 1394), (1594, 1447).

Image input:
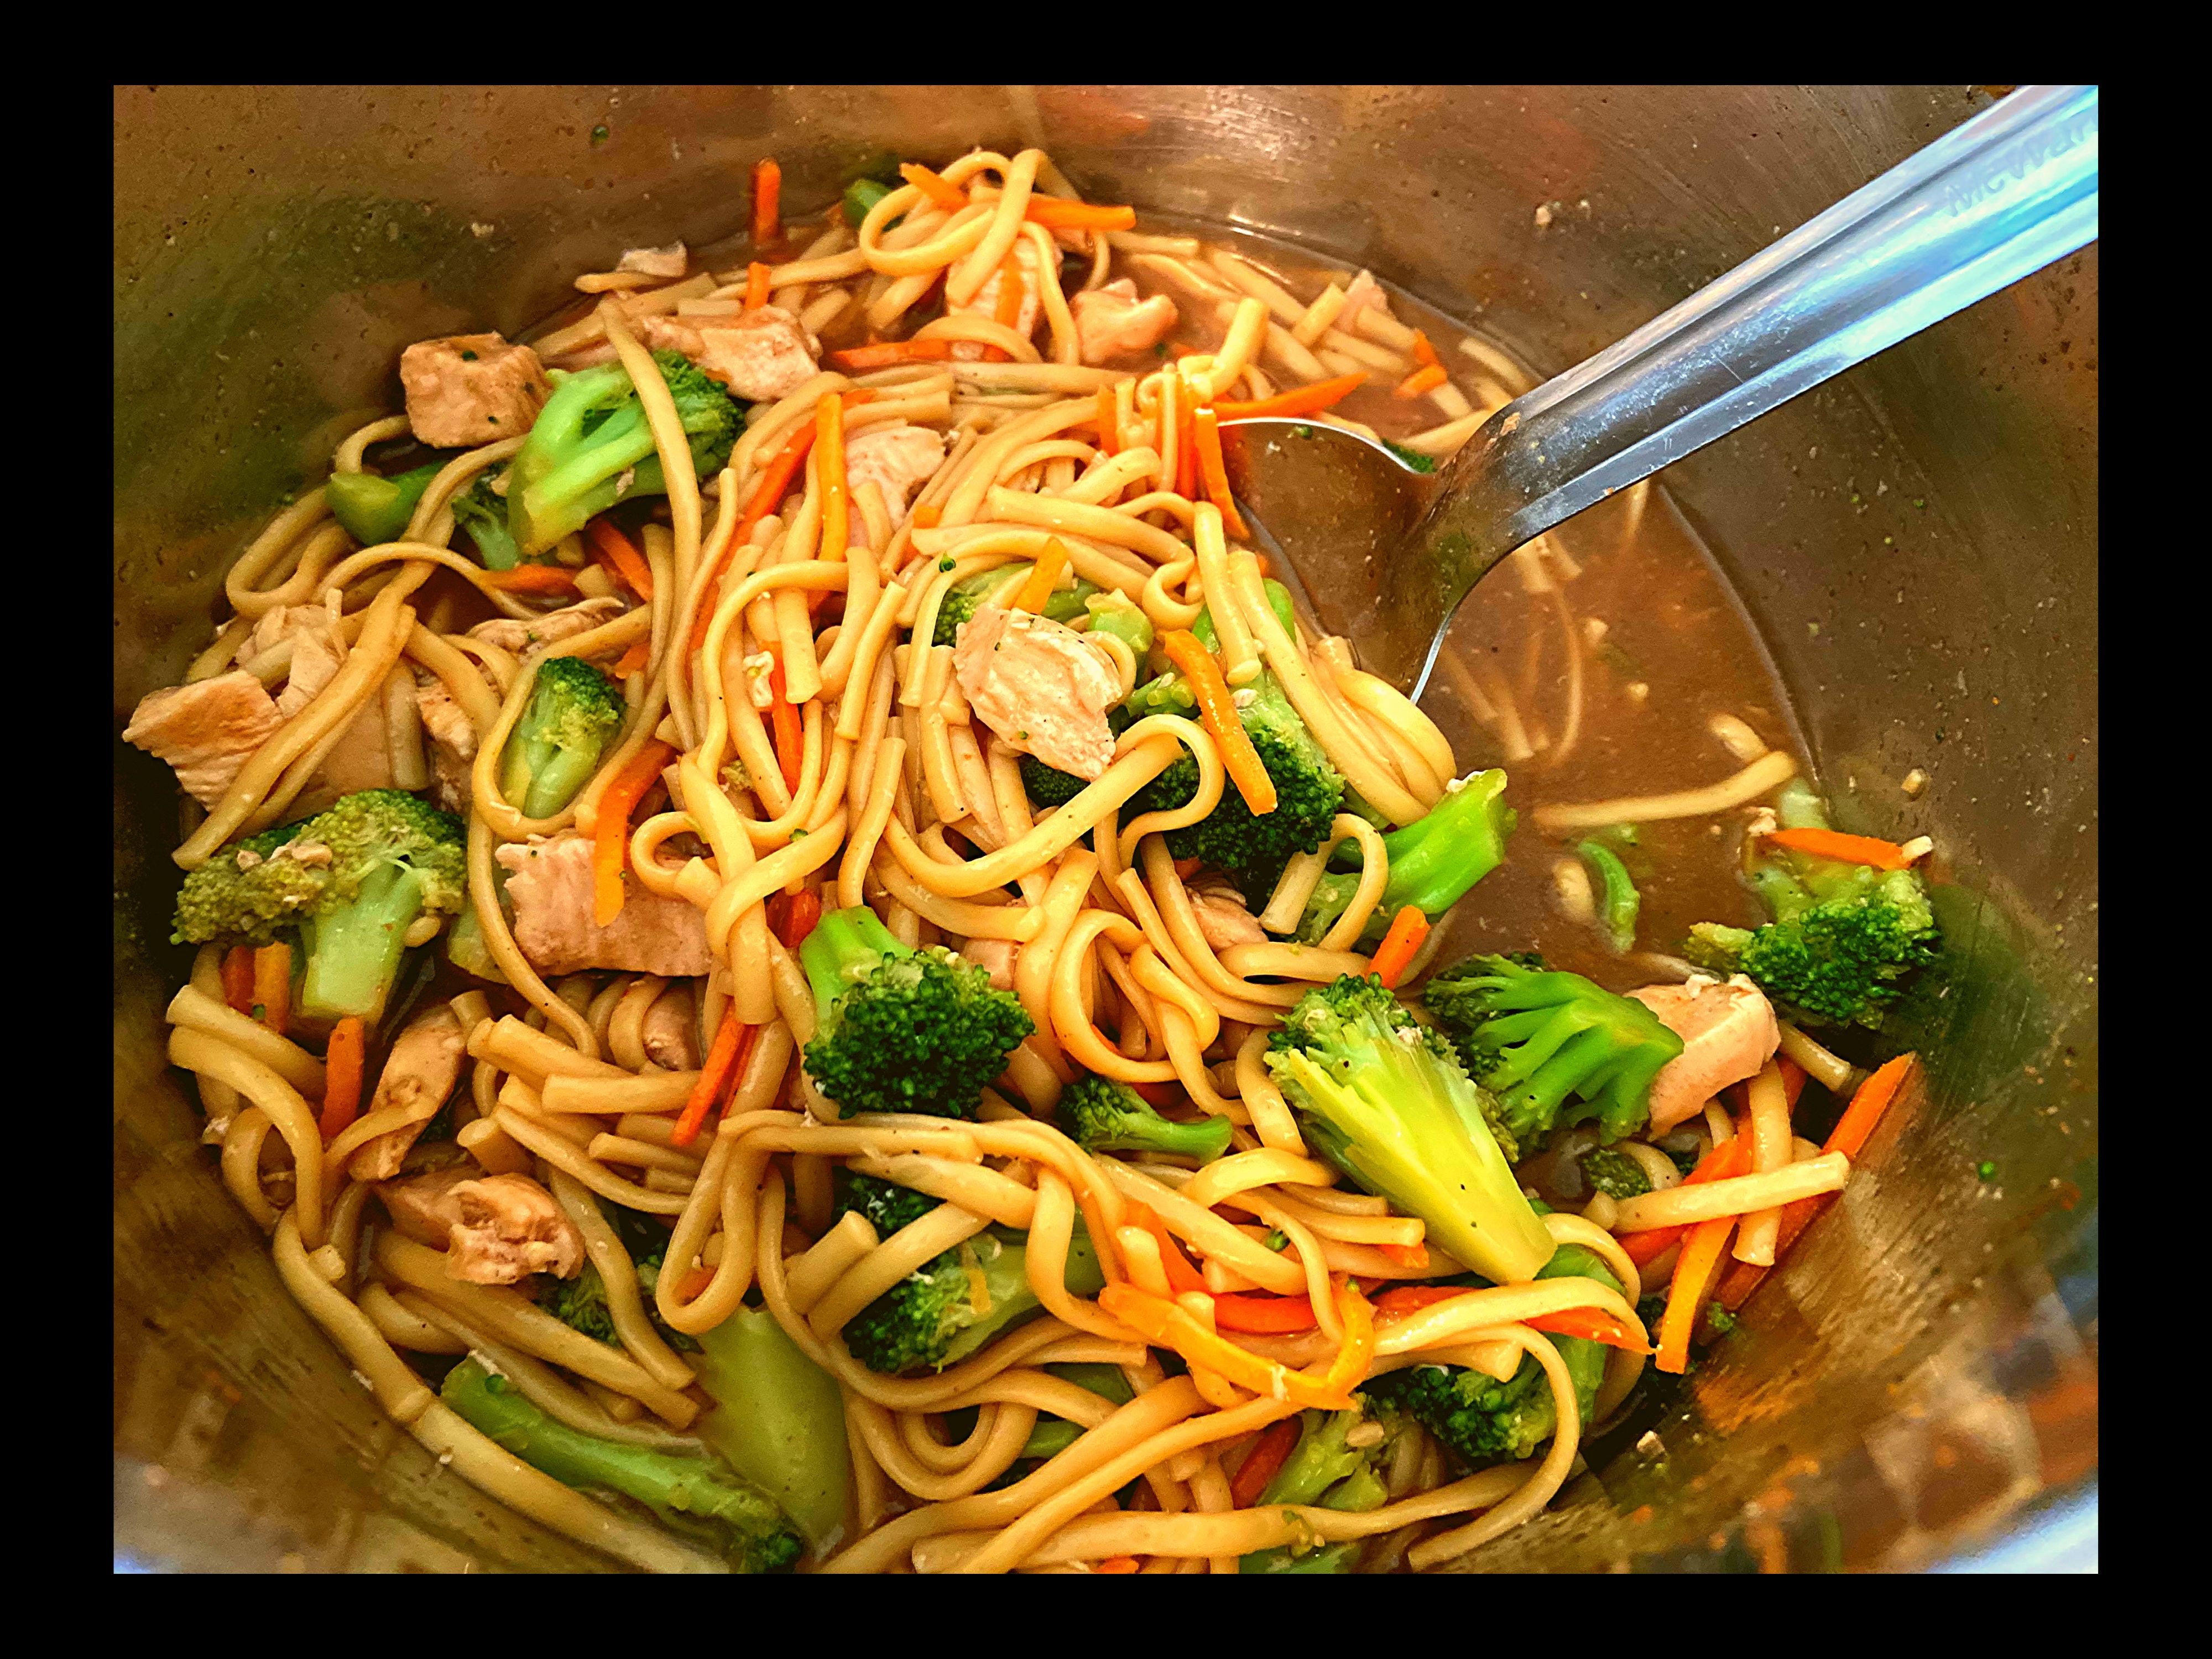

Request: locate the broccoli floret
(1296, 769), (1515, 946)
(173, 789), (466, 1024)
(1239, 1406), (1402, 1573)
(839, 1222), (1105, 1376)
(439, 1358), (801, 1572)
(1420, 952), (1683, 1150)
(1359, 1243), (1621, 1472)
(537, 1261), (619, 1344)
(500, 656), (624, 819)
(1576, 838), (1642, 954)
(692, 1305), (852, 1548)
(930, 564), (1095, 645)
(1079, 590), (1154, 656)
(1682, 794), (1939, 1029)
(1018, 753), (1093, 812)
(1265, 975), (1553, 1285)
(508, 350), (742, 556)
(1579, 1145), (1653, 1199)
(1054, 1073), (1232, 1162)
(831, 1166), (944, 1235)
(799, 906), (1034, 1118)
(1010, 1363), (1135, 1460)
(325, 460), (445, 546)
(450, 465), (523, 570)
(535, 1198), (700, 1355)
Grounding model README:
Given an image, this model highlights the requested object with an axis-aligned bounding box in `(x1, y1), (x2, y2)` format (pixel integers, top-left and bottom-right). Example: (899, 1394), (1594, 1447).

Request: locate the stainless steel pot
(113, 85), (2098, 1573)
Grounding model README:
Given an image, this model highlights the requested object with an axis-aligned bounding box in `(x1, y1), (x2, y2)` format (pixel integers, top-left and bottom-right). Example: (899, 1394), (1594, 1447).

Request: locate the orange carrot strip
(251, 942), (291, 1038)
(1175, 389), (1199, 499)
(767, 657), (804, 795)
(686, 425), (816, 656)
(1095, 385), (1118, 456)
(1098, 1282), (1368, 1411)
(1656, 1214), (1735, 1374)
(775, 888), (823, 950)
(1214, 373), (1366, 422)
(482, 564), (580, 594)
(1012, 537), (1072, 613)
(1375, 1240), (1430, 1271)
(899, 162), (968, 211)
(1093, 1555), (1142, 1574)
(1210, 1292), (1319, 1334)
(1824, 1052), (1916, 1160)
(911, 503), (942, 530)
(611, 638), (650, 678)
(817, 391), (849, 567)
(1619, 1132), (1752, 1266)
(672, 1011), (750, 1149)
(679, 1265), (717, 1300)
(1524, 1308), (1651, 1354)
(829, 338), (954, 372)
(1764, 826), (1916, 870)
(221, 946), (255, 1015)
(319, 1017), (365, 1141)
(1228, 1418), (1303, 1507)
(585, 519), (655, 599)
(591, 741), (675, 928)
(992, 246), (1026, 327)
(750, 158), (781, 247)
(745, 260), (771, 312)
(1128, 1080), (1179, 1110)
(1024, 199), (1137, 232)
(1410, 329), (1440, 369)
(1393, 363), (1448, 400)
(1374, 1285), (1467, 1319)
(1129, 1204), (1207, 1297)
(1190, 405), (1249, 539)
(1160, 629), (1276, 816)
(1370, 906), (1431, 989)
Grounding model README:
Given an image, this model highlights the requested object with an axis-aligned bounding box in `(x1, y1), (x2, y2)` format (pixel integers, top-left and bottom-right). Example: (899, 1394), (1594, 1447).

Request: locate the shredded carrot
(1764, 826), (1916, 870)
(1210, 1292), (1319, 1334)
(1727, 1053), (1807, 1119)
(768, 656), (804, 795)
(673, 1010), (752, 1149)
(1524, 1308), (1651, 1354)
(911, 503), (942, 530)
(1103, 1280), (1372, 1410)
(1655, 1214), (1735, 1374)
(1128, 1205), (1207, 1297)
(1374, 1284), (1469, 1319)
(687, 423), (817, 656)
(744, 260), (771, 312)
(1375, 1240), (1430, 1270)
(251, 942), (291, 1038)
(992, 245), (1026, 328)
(774, 888), (823, 950)
(1024, 199), (1137, 232)
(899, 161), (968, 211)
(1620, 1131), (1752, 1266)
(1190, 405), (1249, 539)
(611, 638), (650, 678)
(829, 338), (954, 372)
(1128, 1080), (1178, 1109)
(585, 519), (655, 599)
(1094, 385), (1118, 456)
(1213, 372), (1366, 422)
(1011, 537), (1071, 613)
(1393, 363), (1448, 400)
(1175, 387), (1200, 499)
(1370, 906), (1431, 989)
(1170, 858), (1203, 880)
(1824, 1052), (1916, 1160)
(679, 1265), (718, 1300)
(816, 391), (849, 567)
(320, 1017), (365, 1141)
(1410, 329), (1441, 369)
(1160, 629), (1275, 816)
(1228, 1418), (1303, 1506)
(1092, 1555), (1142, 1574)
(482, 564), (580, 593)
(221, 946), (255, 1015)
(750, 158), (781, 247)
(591, 741), (675, 927)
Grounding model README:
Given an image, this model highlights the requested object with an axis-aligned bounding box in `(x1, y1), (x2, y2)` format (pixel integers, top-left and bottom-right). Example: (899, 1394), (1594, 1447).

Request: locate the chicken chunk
(467, 596), (627, 657)
(398, 333), (551, 448)
(375, 1165), (477, 1251)
(1071, 278), (1179, 364)
(1626, 974), (1782, 1134)
(617, 242), (688, 278)
(844, 422), (947, 514)
(446, 1175), (586, 1284)
(959, 937), (1019, 992)
(497, 831), (713, 978)
(238, 604), (347, 717)
(347, 1006), (468, 1181)
(952, 604), (1123, 781)
(947, 237), (1045, 360)
(288, 666), (422, 818)
(1334, 270), (1385, 341)
(640, 306), (820, 402)
(1189, 882), (1267, 952)
(122, 671), (283, 808)
(413, 669), (479, 813)
(640, 983), (701, 1071)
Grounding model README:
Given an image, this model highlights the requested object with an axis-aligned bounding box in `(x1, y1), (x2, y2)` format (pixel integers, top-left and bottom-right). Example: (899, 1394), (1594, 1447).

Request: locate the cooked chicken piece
(398, 333), (551, 448)
(844, 422), (946, 513)
(640, 983), (701, 1071)
(288, 665), (421, 818)
(347, 1006), (468, 1181)
(1334, 270), (1385, 341)
(952, 604), (1122, 781)
(959, 937), (1019, 992)
(618, 242), (688, 278)
(466, 596), (627, 656)
(412, 669), (479, 813)
(1070, 278), (1179, 364)
(238, 604), (347, 717)
(1626, 973), (1782, 1134)
(375, 1164), (477, 1251)
(640, 306), (820, 402)
(447, 1173), (586, 1284)
(122, 671), (283, 808)
(1188, 883), (1267, 952)
(947, 237), (1045, 361)
(497, 830), (713, 977)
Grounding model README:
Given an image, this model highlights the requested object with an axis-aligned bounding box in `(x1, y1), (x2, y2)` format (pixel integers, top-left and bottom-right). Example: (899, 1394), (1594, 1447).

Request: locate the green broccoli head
(1018, 753), (1093, 812)
(1054, 1073), (1232, 1162)
(799, 906), (1034, 1118)
(1265, 975), (1553, 1284)
(1684, 864), (1938, 1031)
(1419, 952), (1683, 1151)
(1238, 1405), (1402, 1574)
(831, 1166), (944, 1236)
(500, 656), (624, 820)
(1578, 1145), (1653, 1200)
(174, 789), (467, 1024)
(839, 1224), (1104, 1376)
(439, 1358), (801, 1572)
(508, 351), (742, 556)
(450, 465), (522, 570)
(931, 564), (1095, 646)
(1296, 768), (1515, 946)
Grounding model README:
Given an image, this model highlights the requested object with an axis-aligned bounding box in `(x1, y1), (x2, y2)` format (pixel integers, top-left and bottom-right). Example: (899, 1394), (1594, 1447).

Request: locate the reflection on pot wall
(113, 85), (2095, 1572)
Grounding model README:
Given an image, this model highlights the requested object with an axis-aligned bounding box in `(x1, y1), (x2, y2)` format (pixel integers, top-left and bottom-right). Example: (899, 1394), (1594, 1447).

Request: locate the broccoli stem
(296, 860), (425, 1022)
(325, 461), (445, 547)
(1575, 839), (1642, 953)
(691, 1307), (852, 1549)
(798, 904), (906, 1020)
(1301, 769), (1515, 946)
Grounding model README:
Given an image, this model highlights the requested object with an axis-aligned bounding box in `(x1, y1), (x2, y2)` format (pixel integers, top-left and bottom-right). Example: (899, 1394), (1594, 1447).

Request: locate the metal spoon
(1221, 83), (2098, 700)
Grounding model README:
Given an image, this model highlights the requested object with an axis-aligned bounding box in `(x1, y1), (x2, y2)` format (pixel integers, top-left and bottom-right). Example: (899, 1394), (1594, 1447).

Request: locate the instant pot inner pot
(114, 85), (2096, 1573)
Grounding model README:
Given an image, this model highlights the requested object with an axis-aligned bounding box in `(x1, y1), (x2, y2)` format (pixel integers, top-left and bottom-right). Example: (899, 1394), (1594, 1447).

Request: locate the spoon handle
(1389, 84), (2099, 698)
